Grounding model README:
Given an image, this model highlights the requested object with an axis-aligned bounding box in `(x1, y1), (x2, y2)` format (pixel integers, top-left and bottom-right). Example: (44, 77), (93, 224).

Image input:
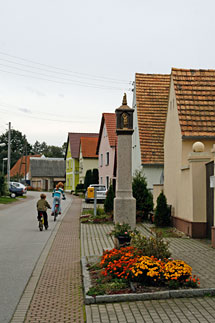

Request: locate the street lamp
(2, 157), (8, 174)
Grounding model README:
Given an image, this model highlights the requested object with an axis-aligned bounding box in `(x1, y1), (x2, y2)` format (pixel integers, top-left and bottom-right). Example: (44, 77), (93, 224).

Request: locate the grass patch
(151, 226), (184, 238)
(0, 196), (17, 204)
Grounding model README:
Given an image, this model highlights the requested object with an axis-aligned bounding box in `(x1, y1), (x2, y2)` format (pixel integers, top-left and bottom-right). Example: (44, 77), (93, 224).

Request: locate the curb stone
(81, 256), (215, 304)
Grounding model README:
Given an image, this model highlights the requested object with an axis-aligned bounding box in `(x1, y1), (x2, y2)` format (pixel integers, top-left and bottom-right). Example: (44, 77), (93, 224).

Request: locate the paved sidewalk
(23, 196), (84, 323)
(10, 198), (215, 323)
(82, 222), (215, 323)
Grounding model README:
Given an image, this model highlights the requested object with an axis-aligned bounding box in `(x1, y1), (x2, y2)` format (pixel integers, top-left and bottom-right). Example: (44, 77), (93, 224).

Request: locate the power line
(0, 106), (89, 123)
(0, 68), (131, 91)
(0, 50), (132, 84)
(0, 62), (128, 88)
(0, 57), (131, 85)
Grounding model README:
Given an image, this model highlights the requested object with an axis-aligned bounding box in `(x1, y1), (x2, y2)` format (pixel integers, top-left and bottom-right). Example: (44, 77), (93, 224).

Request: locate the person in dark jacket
(36, 193), (51, 229)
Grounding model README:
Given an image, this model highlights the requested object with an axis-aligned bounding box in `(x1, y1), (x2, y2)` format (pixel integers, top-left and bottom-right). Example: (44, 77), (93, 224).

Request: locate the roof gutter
(182, 136), (215, 140)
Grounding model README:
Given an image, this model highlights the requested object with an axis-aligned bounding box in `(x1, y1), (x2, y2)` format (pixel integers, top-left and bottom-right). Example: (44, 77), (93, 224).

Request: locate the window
(67, 160), (69, 169)
(100, 154), (103, 167)
(106, 152), (109, 166)
(106, 176), (109, 189)
(100, 177), (103, 184)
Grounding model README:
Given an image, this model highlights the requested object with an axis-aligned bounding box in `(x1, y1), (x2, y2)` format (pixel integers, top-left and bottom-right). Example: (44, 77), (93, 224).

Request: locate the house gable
(135, 73), (170, 165)
(97, 113), (116, 188)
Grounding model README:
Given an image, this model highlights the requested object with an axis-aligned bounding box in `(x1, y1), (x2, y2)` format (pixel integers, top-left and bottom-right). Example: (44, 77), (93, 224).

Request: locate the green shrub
(131, 231), (171, 260)
(132, 170), (153, 220)
(104, 184), (114, 214)
(154, 191), (171, 227)
(84, 169), (93, 190)
(0, 175), (7, 196)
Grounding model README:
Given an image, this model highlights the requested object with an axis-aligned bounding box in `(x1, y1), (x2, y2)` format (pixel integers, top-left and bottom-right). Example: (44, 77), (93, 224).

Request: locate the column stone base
(114, 197), (136, 229)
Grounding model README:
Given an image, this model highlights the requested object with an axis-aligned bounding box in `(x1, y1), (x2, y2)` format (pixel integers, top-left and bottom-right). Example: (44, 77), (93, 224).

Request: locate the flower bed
(87, 247), (200, 296)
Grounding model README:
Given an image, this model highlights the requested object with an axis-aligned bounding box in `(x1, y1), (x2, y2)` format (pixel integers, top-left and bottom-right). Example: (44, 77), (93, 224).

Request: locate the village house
(29, 156), (65, 190)
(79, 136), (98, 184)
(10, 154), (41, 183)
(164, 68), (215, 239)
(65, 132), (98, 192)
(132, 73), (170, 190)
(96, 113), (117, 190)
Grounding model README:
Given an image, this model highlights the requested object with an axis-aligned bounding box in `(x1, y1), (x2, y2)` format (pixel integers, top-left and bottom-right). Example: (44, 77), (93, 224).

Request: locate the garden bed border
(81, 256), (215, 305)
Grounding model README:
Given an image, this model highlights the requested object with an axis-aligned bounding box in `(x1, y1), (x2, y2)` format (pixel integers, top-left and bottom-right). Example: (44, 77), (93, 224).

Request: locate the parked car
(9, 182), (27, 197)
(85, 184), (107, 203)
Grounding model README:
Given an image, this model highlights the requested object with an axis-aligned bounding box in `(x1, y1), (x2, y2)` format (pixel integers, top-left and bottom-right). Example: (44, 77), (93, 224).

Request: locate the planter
(114, 235), (131, 248)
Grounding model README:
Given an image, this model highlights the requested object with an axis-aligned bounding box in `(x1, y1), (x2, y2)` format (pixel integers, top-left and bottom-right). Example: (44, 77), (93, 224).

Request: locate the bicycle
(53, 196), (66, 221)
(38, 211), (48, 231)
(53, 202), (60, 222)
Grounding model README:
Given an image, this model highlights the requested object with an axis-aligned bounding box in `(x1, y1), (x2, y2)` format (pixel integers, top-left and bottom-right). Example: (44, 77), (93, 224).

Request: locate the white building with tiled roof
(164, 67), (215, 239)
(132, 73), (170, 190)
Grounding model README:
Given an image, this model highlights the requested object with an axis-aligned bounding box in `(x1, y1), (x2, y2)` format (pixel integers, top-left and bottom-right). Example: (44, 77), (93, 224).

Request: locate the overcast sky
(0, 0), (214, 146)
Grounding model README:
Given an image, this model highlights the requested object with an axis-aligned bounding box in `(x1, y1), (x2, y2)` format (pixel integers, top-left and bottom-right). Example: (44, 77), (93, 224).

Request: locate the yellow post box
(87, 186), (94, 199)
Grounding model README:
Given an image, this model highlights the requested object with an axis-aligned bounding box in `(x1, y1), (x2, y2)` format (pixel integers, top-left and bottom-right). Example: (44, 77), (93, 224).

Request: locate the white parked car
(9, 182), (27, 195)
(85, 184), (107, 203)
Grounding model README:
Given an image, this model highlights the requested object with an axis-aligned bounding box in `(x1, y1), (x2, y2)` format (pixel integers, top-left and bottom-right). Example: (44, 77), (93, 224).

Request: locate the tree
(132, 170), (153, 220)
(104, 184), (114, 214)
(0, 129), (33, 174)
(84, 169), (92, 189)
(154, 191), (171, 227)
(0, 175), (7, 196)
(32, 140), (64, 157)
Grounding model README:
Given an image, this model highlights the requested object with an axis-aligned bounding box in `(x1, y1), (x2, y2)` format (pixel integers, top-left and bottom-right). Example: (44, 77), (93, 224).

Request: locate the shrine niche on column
(114, 93), (136, 228)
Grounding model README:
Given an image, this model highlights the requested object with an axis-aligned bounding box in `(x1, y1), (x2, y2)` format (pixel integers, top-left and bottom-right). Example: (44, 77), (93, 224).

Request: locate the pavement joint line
(10, 198), (73, 323)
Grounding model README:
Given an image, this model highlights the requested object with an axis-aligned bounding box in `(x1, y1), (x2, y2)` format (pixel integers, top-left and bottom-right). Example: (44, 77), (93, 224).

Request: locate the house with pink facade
(96, 113), (116, 190)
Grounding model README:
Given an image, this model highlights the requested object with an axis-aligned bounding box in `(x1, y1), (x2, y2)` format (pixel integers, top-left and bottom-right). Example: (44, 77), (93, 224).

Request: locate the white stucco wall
(141, 166), (163, 191)
(164, 76), (182, 215)
(98, 123), (115, 188)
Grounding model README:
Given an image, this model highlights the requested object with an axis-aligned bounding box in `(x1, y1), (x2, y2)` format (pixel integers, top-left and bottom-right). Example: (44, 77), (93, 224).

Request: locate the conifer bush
(104, 184), (114, 214)
(132, 170), (153, 220)
(154, 191), (171, 227)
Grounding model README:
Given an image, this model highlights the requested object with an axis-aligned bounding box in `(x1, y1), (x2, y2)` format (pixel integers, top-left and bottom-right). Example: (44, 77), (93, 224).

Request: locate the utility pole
(7, 122), (11, 185)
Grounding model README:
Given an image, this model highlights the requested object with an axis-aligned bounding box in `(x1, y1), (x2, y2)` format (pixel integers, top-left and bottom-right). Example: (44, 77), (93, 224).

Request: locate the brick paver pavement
(82, 222), (215, 323)
(86, 297), (215, 323)
(24, 196), (84, 323)
(11, 199), (215, 323)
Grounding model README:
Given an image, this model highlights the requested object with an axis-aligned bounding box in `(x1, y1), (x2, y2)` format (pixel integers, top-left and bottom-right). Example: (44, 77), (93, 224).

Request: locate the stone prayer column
(114, 93), (136, 228)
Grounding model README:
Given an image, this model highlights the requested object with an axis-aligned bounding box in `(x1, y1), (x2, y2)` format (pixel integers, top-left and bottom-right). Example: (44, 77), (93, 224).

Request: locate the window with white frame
(106, 152), (109, 166)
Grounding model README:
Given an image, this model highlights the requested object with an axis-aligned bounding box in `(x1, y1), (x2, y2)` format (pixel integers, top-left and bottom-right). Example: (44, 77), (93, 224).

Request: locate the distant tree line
(0, 129), (66, 175)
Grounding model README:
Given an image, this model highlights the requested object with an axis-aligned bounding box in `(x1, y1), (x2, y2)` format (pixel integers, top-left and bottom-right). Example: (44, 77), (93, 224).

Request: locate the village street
(0, 192), (72, 323)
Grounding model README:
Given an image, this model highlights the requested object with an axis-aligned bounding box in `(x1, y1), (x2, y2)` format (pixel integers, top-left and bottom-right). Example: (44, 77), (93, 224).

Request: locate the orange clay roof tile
(10, 155), (41, 176)
(135, 73), (170, 165)
(80, 137), (98, 158)
(96, 113), (117, 154)
(172, 68), (215, 137)
(68, 132), (98, 158)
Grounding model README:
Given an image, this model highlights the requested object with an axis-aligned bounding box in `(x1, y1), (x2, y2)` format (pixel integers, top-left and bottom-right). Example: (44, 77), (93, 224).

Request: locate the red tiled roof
(10, 155), (41, 176)
(68, 132), (98, 159)
(80, 137), (98, 158)
(135, 73), (170, 164)
(172, 68), (215, 137)
(96, 113), (116, 154)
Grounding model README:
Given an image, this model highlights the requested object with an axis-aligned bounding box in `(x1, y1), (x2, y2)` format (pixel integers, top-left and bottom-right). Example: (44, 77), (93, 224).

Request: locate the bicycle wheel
(39, 221), (43, 231)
